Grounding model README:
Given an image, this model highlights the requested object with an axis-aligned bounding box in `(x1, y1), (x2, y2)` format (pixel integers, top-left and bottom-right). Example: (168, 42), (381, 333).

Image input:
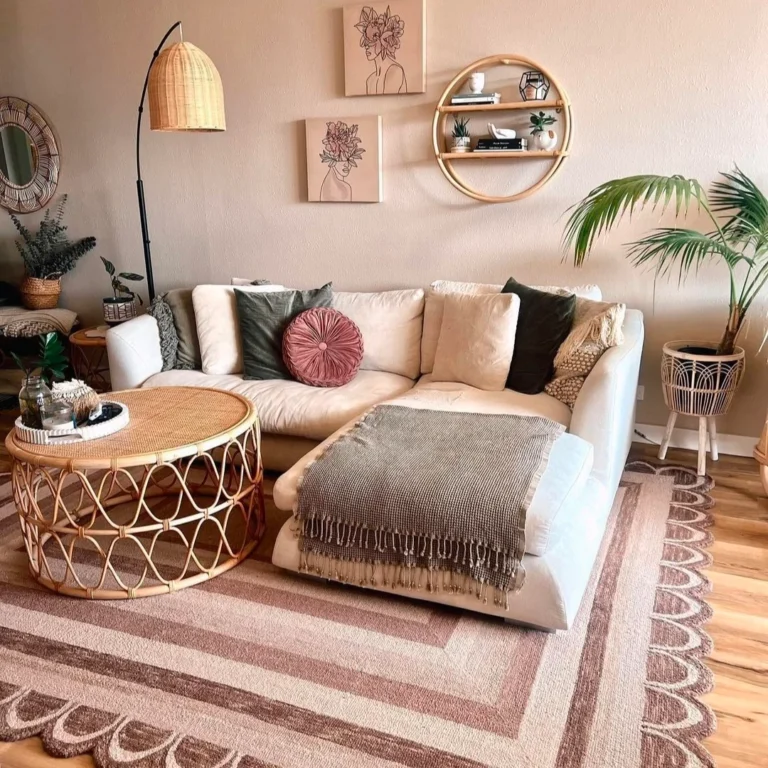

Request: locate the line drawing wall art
(306, 116), (382, 203)
(343, 1), (426, 97)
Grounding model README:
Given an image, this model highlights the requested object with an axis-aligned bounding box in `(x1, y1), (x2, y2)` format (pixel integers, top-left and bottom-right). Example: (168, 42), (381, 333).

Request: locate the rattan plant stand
(5, 387), (265, 599)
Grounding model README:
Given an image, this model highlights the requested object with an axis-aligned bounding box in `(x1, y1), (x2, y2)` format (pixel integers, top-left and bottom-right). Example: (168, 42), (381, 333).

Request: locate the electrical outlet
(636, 385), (645, 401)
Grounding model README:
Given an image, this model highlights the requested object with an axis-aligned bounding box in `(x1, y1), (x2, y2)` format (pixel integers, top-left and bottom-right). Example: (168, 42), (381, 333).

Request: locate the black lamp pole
(135, 21), (181, 303)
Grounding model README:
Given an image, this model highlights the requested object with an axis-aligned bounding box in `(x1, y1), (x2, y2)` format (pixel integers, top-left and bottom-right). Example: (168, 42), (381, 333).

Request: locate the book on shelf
(475, 138), (528, 151)
(450, 92), (501, 105)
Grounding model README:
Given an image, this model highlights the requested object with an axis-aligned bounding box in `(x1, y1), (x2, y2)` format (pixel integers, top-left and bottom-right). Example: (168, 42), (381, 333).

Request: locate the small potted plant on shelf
(8, 195), (96, 309)
(101, 257), (144, 324)
(563, 166), (768, 424)
(451, 116), (471, 153)
(529, 111), (557, 151)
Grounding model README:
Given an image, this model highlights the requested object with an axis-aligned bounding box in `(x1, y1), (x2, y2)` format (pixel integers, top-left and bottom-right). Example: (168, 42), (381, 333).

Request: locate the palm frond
(627, 228), (743, 282)
(563, 175), (708, 266)
(710, 166), (768, 251)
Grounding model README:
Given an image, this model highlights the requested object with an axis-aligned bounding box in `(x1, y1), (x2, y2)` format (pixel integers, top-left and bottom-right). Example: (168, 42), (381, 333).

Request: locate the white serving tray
(15, 401), (130, 445)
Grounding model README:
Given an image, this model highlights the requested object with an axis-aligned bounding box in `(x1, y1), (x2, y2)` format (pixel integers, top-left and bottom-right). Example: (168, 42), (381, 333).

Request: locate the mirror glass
(0, 125), (37, 186)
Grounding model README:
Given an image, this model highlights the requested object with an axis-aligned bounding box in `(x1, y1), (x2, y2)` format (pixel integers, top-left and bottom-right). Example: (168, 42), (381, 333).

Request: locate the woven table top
(5, 387), (257, 469)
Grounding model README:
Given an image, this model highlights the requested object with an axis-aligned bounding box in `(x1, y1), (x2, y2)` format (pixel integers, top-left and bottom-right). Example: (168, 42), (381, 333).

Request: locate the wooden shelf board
(439, 100), (565, 113)
(440, 150), (568, 160)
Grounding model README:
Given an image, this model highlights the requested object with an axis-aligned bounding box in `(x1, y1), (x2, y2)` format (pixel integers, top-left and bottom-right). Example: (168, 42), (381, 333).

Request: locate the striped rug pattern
(0, 461), (715, 767)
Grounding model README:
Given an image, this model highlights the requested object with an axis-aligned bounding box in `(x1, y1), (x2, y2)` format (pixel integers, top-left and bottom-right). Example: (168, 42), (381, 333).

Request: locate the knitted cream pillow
(545, 298), (626, 408)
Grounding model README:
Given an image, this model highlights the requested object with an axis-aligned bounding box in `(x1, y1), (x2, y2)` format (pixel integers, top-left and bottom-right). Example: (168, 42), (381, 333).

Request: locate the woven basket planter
(20, 276), (61, 310)
(103, 297), (137, 324)
(661, 340), (745, 417)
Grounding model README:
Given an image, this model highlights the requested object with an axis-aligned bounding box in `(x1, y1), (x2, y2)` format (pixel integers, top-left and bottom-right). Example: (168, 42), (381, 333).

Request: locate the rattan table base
(6, 387), (265, 599)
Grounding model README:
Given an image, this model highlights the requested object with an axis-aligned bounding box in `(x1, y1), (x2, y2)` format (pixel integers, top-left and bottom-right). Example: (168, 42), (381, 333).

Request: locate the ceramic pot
(103, 297), (137, 324)
(534, 130), (558, 151)
(452, 137), (471, 153)
(20, 276), (61, 310)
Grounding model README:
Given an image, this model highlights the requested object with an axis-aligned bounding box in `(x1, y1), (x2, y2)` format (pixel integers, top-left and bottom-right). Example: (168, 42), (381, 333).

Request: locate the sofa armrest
(106, 315), (163, 390)
(569, 309), (644, 494)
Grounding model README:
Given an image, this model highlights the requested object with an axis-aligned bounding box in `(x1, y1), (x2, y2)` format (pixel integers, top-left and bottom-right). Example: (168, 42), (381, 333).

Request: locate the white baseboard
(633, 422), (756, 458)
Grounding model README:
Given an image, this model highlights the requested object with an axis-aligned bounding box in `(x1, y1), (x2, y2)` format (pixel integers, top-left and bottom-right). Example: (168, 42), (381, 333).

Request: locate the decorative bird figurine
(487, 123), (516, 140)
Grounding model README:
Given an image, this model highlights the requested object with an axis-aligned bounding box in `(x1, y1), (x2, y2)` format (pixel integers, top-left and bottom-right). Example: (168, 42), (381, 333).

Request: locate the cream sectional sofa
(107, 282), (644, 630)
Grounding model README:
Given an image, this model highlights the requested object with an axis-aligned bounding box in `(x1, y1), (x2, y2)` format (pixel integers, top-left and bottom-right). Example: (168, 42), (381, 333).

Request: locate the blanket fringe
(297, 526), (524, 610)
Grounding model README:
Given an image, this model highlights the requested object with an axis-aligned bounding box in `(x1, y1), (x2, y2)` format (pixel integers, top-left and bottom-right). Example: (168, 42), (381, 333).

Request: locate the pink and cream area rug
(0, 462), (716, 767)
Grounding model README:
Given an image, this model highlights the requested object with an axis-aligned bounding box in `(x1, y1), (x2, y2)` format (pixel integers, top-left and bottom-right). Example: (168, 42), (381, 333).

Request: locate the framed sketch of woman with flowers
(343, 1), (426, 96)
(306, 116), (383, 203)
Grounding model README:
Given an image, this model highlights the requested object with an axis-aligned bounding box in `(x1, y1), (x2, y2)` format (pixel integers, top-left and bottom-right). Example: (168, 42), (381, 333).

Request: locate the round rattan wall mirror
(432, 54), (572, 203)
(0, 96), (60, 213)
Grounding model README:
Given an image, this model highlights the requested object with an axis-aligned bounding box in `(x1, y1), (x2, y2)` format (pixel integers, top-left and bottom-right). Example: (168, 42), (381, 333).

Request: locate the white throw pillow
(431, 292), (520, 391)
(193, 284), (286, 375)
(420, 280), (602, 374)
(333, 289), (424, 379)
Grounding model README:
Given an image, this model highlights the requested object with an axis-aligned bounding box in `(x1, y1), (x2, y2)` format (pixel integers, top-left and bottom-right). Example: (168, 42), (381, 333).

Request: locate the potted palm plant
(101, 257), (144, 324)
(8, 195), (96, 309)
(563, 167), (767, 420)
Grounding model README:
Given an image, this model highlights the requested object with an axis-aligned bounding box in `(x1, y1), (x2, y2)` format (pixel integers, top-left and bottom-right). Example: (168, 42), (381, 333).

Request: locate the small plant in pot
(101, 257), (144, 324)
(563, 167), (768, 421)
(529, 111), (557, 151)
(451, 116), (471, 153)
(8, 195), (96, 309)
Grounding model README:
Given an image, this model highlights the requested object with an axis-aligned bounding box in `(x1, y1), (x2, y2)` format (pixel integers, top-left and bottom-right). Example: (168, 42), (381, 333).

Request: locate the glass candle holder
(40, 401), (76, 430)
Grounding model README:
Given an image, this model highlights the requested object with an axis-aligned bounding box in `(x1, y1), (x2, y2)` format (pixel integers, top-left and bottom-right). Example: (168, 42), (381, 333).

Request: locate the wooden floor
(0, 411), (765, 767)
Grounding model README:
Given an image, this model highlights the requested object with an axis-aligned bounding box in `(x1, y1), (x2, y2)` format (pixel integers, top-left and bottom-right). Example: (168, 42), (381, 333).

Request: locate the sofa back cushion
(421, 280), (602, 375)
(193, 284), (286, 375)
(164, 289), (201, 370)
(333, 289), (424, 379)
(432, 292), (520, 391)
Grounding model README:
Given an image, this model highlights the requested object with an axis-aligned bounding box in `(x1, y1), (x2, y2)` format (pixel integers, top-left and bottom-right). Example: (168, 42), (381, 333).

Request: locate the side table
(69, 327), (110, 391)
(5, 386), (265, 599)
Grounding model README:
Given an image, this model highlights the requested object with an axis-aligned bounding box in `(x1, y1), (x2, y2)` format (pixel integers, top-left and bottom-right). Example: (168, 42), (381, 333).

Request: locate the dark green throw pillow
(235, 284), (333, 380)
(501, 278), (577, 394)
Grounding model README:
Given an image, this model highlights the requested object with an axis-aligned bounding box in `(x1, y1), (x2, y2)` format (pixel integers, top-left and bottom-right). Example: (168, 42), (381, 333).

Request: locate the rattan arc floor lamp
(136, 21), (225, 300)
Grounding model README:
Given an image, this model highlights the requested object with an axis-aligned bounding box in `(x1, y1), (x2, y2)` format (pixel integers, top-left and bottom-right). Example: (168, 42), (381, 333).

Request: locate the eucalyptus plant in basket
(101, 256), (144, 324)
(563, 166), (768, 417)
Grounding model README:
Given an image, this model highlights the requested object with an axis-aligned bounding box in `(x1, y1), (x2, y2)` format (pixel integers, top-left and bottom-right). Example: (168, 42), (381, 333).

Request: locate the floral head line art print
(320, 121), (366, 202)
(355, 5), (408, 94)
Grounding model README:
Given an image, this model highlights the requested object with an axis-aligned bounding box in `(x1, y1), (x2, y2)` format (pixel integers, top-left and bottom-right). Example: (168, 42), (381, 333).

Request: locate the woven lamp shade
(148, 42), (225, 131)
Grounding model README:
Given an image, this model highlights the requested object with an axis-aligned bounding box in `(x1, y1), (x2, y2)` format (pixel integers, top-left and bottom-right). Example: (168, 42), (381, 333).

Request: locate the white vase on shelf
(467, 72), (485, 94)
(534, 130), (557, 151)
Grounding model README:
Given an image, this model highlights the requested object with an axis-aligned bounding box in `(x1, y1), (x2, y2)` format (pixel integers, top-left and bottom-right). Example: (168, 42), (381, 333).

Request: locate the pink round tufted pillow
(282, 307), (364, 387)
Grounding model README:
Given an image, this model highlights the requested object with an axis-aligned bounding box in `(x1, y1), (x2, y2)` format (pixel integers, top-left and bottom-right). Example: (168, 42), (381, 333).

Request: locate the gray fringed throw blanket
(295, 405), (564, 608)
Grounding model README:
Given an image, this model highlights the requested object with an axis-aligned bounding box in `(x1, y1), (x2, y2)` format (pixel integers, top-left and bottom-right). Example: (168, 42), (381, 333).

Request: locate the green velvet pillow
(235, 284), (333, 380)
(501, 278), (577, 394)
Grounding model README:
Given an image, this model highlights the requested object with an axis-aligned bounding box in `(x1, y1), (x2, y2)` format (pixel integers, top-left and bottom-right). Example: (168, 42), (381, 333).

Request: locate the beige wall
(2, 0), (768, 437)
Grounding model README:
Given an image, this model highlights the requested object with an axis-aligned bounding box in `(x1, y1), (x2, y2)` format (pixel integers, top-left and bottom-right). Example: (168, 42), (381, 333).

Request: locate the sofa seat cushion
(401, 374), (573, 426)
(142, 369), (414, 441)
(273, 379), (594, 557)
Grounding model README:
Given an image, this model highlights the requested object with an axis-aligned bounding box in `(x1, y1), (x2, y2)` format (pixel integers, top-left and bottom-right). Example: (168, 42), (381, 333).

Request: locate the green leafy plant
(563, 166), (768, 355)
(11, 332), (69, 384)
(101, 257), (144, 305)
(529, 111), (556, 136)
(8, 195), (96, 279)
(452, 116), (471, 139)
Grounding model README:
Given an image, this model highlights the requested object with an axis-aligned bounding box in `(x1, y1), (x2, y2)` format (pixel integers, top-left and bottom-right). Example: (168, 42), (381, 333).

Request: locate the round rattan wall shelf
(432, 54), (572, 203)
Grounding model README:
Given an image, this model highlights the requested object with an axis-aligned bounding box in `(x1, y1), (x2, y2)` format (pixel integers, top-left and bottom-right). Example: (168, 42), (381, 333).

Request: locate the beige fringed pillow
(545, 299), (626, 408)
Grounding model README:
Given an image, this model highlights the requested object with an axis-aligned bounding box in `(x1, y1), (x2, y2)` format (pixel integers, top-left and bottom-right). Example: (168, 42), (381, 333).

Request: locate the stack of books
(450, 92), (501, 106)
(474, 138), (529, 153)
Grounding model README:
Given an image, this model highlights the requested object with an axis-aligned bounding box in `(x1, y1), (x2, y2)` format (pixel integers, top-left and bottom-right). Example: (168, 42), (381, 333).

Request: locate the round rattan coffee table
(5, 387), (265, 599)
